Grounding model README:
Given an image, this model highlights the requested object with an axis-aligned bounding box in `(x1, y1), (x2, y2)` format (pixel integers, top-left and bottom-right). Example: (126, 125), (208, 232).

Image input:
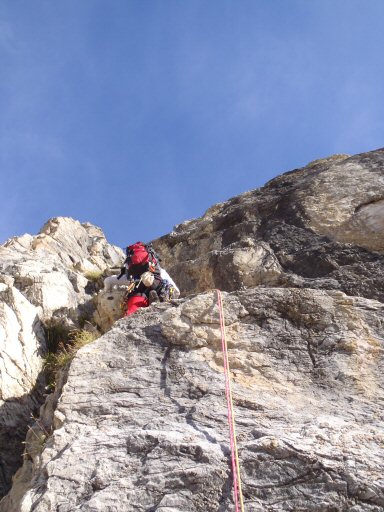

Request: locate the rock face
(0, 281), (45, 498)
(3, 289), (384, 511)
(1, 149), (384, 511)
(0, 283), (44, 401)
(154, 150), (384, 302)
(0, 218), (124, 498)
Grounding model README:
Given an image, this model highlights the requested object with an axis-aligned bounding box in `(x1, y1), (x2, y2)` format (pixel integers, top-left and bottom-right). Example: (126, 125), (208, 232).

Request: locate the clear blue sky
(1, 1), (383, 248)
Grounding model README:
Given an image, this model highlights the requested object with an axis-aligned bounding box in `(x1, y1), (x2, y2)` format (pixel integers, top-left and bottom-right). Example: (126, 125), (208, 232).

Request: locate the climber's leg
(125, 295), (149, 316)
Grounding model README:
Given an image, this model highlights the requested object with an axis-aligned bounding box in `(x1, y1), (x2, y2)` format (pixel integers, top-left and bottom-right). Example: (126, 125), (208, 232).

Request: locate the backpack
(126, 242), (149, 265)
(125, 242), (161, 268)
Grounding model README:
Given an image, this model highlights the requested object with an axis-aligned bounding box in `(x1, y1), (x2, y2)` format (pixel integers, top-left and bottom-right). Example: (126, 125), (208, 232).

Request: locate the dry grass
(83, 269), (104, 281)
(44, 329), (98, 388)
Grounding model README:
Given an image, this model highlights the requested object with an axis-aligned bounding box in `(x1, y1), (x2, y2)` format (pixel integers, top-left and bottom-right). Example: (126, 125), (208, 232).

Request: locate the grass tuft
(44, 329), (98, 388)
(44, 322), (71, 353)
(84, 269), (104, 281)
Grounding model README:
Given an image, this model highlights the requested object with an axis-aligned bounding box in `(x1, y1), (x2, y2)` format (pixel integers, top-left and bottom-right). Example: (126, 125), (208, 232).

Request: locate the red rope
(216, 289), (244, 512)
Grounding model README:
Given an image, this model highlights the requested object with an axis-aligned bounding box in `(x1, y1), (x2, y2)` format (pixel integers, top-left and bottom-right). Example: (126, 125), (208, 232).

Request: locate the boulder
(93, 288), (127, 333)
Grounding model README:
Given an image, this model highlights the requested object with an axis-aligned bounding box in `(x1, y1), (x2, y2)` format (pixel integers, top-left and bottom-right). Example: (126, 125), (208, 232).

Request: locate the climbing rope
(216, 289), (245, 512)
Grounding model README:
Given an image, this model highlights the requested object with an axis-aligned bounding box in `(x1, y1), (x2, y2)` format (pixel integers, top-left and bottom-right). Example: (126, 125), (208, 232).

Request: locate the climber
(114, 242), (160, 316)
(112, 242), (180, 316)
(124, 271), (163, 315)
(104, 267), (180, 298)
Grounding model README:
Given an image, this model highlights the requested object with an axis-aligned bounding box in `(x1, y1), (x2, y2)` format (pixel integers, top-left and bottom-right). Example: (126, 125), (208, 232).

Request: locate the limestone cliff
(1, 149), (384, 511)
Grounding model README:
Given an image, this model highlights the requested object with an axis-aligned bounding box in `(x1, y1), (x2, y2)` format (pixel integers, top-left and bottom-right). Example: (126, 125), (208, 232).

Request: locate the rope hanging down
(216, 289), (245, 512)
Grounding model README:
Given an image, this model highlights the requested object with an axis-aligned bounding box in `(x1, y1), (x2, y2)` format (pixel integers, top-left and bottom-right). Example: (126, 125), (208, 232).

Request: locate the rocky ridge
(1, 148), (384, 511)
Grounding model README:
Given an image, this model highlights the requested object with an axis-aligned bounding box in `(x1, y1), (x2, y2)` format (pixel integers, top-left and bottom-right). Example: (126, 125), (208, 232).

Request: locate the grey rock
(93, 288), (128, 333)
(3, 288), (383, 511)
(0, 217), (124, 324)
(0, 284), (45, 400)
(0, 283), (45, 497)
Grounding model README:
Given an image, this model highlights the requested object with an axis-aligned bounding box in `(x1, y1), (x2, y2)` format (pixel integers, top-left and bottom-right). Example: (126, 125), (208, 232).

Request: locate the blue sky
(0, 1), (383, 248)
